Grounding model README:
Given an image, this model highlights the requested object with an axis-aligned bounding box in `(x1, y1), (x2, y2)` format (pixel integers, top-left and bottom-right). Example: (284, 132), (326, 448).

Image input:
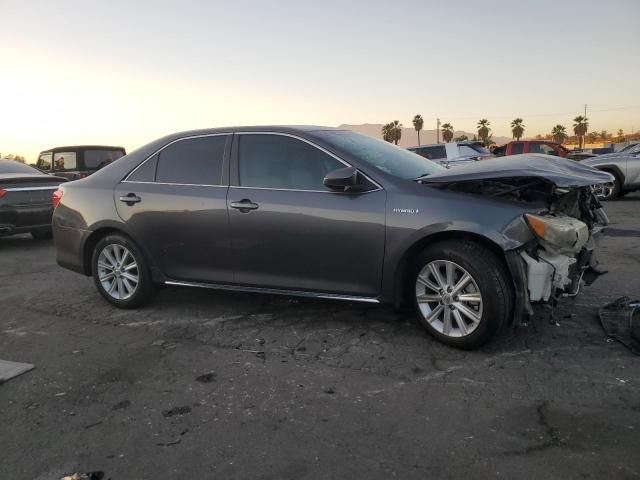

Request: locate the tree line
(382, 115), (637, 148)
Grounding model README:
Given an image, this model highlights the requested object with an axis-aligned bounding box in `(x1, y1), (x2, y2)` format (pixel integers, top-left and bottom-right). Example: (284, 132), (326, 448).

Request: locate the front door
(114, 134), (233, 283)
(227, 133), (386, 296)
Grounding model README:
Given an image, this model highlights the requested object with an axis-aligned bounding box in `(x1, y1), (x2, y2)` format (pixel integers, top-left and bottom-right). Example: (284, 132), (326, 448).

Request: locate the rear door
(227, 132), (386, 296)
(114, 134), (233, 283)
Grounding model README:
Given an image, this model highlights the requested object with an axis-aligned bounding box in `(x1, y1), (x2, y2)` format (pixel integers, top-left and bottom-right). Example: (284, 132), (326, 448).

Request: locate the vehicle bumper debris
(599, 297), (640, 355)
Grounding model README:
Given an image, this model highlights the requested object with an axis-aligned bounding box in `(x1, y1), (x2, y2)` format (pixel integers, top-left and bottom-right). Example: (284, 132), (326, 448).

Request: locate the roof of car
(168, 125), (343, 136)
(41, 145), (126, 153)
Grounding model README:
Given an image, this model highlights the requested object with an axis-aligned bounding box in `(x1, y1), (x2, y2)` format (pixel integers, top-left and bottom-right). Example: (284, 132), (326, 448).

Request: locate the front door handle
(230, 199), (259, 212)
(119, 193), (142, 205)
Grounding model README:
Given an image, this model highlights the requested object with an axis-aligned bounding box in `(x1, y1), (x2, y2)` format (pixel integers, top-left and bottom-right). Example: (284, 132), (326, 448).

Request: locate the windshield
(314, 130), (444, 180)
(619, 143), (639, 153)
(0, 160), (41, 175)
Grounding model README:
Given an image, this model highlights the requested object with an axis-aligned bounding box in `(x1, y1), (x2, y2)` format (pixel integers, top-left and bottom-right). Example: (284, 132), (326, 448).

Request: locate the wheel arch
(387, 230), (513, 308)
(596, 164), (625, 185)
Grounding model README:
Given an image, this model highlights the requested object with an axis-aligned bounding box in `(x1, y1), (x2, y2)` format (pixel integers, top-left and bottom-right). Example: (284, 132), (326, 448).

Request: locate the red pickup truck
(492, 140), (569, 158)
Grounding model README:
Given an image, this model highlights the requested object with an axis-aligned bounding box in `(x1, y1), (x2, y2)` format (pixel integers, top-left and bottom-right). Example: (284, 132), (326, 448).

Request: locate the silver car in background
(581, 143), (640, 199)
(408, 142), (494, 168)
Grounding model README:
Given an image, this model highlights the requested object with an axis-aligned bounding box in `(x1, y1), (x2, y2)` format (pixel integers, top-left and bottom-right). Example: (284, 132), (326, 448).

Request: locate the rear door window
(53, 152), (78, 171)
(155, 135), (228, 185)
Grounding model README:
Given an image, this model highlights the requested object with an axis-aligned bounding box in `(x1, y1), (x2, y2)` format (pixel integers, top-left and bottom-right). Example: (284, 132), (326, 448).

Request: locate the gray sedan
(52, 127), (611, 349)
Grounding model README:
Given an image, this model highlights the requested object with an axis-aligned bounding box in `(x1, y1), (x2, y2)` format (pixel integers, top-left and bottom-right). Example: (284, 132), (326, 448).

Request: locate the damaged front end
(420, 155), (613, 323)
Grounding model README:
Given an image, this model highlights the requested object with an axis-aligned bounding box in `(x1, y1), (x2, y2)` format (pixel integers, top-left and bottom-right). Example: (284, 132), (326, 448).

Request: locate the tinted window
(37, 152), (52, 171)
(238, 134), (344, 191)
(416, 145), (447, 160)
(84, 149), (125, 169)
(53, 152), (77, 171)
(155, 135), (227, 185)
(128, 154), (158, 182)
(511, 142), (524, 154)
(315, 130), (444, 180)
(0, 159), (43, 175)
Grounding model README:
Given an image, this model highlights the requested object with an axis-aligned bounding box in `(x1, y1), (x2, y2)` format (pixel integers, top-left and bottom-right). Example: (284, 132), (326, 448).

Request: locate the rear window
(53, 152), (78, 171)
(84, 149), (125, 169)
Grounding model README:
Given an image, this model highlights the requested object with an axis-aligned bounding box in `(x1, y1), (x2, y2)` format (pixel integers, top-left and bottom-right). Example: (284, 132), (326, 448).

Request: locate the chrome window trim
(235, 131), (384, 193)
(4, 185), (60, 192)
(121, 180), (227, 188)
(122, 132), (231, 185)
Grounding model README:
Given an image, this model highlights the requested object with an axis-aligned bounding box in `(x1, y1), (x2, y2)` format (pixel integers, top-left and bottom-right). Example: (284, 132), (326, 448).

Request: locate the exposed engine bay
(433, 176), (609, 312)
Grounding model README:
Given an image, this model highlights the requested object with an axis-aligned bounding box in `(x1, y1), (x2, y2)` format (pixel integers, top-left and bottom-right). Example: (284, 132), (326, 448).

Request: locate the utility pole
(436, 118), (441, 144)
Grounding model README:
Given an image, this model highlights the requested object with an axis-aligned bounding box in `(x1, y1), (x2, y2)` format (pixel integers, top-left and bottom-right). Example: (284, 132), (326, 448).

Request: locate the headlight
(524, 214), (589, 254)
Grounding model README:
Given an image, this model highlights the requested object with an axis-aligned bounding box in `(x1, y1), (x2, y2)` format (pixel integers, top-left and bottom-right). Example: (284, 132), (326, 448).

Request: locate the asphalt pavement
(1, 194), (639, 479)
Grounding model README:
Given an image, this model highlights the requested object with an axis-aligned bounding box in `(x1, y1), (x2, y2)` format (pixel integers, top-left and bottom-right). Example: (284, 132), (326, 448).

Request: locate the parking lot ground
(1, 195), (639, 480)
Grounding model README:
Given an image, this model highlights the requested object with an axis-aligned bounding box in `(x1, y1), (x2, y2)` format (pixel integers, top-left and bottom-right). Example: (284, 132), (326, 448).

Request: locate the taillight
(0, 188), (6, 199)
(52, 189), (64, 209)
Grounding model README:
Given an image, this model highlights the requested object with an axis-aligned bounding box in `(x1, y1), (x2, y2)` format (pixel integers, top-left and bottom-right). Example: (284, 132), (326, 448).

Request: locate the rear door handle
(119, 193), (142, 205)
(230, 199), (259, 212)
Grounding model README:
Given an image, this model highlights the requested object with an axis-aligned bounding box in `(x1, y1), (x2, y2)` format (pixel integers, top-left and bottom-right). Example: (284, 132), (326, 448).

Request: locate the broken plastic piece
(599, 297), (640, 355)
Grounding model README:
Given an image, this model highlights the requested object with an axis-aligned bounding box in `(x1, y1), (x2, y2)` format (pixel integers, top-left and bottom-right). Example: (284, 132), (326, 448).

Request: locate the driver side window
(238, 134), (344, 191)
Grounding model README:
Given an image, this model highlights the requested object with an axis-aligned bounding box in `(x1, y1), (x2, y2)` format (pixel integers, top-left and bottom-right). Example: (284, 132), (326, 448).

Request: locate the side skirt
(164, 280), (381, 304)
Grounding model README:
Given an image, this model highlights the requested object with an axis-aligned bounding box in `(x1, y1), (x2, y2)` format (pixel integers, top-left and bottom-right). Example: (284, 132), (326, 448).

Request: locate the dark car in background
(53, 127), (611, 349)
(0, 159), (67, 239)
(36, 145), (126, 180)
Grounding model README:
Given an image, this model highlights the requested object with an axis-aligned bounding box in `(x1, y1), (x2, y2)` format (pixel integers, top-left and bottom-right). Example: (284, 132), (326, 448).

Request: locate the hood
(419, 154), (613, 187)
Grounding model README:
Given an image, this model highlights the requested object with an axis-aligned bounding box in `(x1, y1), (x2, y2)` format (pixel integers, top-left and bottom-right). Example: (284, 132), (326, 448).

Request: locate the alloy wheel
(415, 260), (483, 338)
(97, 244), (139, 300)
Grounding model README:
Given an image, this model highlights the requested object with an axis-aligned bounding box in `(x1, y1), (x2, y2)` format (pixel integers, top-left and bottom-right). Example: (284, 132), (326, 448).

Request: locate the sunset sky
(2, 0), (639, 162)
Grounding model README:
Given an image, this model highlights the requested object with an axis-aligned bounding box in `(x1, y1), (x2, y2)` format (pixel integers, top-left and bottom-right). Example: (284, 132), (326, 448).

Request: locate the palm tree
(453, 134), (468, 142)
(477, 119), (491, 145)
(390, 120), (403, 145)
(600, 130), (610, 143)
(511, 118), (525, 141)
(551, 124), (568, 144)
(617, 129), (624, 139)
(412, 115), (424, 146)
(441, 123), (454, 143)
(587, 131), (599, 144)
(381, 123), (393, 143)
(573, 116), (589, 148)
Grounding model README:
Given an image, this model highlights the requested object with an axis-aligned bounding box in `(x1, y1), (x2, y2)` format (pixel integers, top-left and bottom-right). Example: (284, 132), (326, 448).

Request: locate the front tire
(91, 233), (156, 308)
(410, 240), (513, 349)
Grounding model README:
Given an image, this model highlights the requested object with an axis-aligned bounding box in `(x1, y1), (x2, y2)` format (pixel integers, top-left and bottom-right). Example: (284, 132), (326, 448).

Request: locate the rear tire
(91, 233), (156, 308)
(410, 240), (513, 349)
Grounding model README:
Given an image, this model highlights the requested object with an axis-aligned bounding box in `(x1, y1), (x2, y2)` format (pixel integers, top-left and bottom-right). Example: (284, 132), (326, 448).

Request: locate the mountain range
(337, 124), (512, 147)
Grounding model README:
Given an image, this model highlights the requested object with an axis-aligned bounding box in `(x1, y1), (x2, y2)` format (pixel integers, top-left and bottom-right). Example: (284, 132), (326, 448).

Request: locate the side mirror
(323, 167), (368, 193)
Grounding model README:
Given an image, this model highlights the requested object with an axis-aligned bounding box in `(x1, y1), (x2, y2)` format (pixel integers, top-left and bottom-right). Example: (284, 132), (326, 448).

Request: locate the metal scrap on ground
(0, 359), (34, 383)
